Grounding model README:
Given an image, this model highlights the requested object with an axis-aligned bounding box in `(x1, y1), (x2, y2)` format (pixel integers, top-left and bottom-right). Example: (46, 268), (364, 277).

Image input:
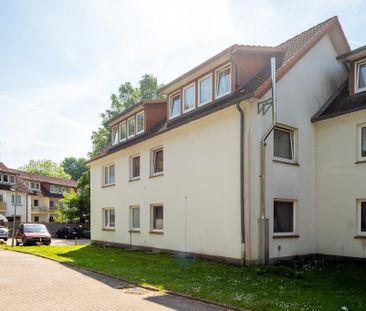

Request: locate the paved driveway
(0, 250), (231, 311)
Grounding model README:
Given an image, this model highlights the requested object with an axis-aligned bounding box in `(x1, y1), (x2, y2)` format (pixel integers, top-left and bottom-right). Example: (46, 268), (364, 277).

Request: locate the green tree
(55, 170), (90, 223)
(20, 159), (71, 180)
(61, 157), (88, 181)
(89, 74), (163, 158)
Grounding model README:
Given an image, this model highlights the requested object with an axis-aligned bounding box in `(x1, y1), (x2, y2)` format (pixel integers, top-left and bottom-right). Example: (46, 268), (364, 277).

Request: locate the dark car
(55, 226), (80, 239)
(16, 224), (51, 246)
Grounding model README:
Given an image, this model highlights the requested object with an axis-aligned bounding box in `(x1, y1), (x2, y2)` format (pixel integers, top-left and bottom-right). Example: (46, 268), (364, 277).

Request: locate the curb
(1, 248), (248, 311)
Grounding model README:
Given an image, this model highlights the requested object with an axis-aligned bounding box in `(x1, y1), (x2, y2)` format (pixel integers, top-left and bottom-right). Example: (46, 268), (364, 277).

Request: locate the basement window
(274, 200), (296, 235)
(355, 60), (366, 93)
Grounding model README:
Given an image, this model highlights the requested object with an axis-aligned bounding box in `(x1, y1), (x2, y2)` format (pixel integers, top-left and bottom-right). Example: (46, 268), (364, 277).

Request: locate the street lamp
(10, 185), (18, 247)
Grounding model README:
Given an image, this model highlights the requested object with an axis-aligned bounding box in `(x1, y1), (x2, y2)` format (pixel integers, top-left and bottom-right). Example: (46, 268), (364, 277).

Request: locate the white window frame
(30, 181), (40, 191)
(215, 63), (231, 99)
(136, 111), (145, 135)
(127, 116), (136, 139)
(11, 195), (21, 205)
(112, 125), (119, 146)
(273, 126), (297, 164)
(120, 121), (127, 142)
(151, 146), (164, 176)
(9, 175), (16, 184)
(2, 174), (9, 184)
(169, 91), (181, 119)
(357, 199), (366, 236)
(103, 208), (115, 229)
(198, 73), (212, 106)
(129, 154), (140, 180)
(103, 164), (115, 186)
(150, 204), (164, 232)
(273, 199), (297, 236)
(355, 59), (366, 94)
(130, 205), (141, 231)
(357, 123), (366, 161)
(182, 83), (196, 113)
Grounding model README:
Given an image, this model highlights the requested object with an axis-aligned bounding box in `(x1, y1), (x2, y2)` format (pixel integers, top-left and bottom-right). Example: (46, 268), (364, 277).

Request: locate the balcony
(31, 206), (49, 214)
(0, 202), (6, 213)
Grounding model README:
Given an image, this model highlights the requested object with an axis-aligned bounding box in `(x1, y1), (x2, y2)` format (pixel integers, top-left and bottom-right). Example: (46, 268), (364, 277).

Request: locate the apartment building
(88, 16), (354, 265)
(0, 162), (77, 223)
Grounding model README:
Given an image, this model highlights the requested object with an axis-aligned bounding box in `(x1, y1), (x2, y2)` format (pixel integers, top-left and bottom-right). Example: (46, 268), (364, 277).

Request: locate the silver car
(0, 226), (8, 241)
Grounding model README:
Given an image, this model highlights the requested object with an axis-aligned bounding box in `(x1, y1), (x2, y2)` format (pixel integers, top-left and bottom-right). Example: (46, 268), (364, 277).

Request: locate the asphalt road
(0, 250), (231, 311)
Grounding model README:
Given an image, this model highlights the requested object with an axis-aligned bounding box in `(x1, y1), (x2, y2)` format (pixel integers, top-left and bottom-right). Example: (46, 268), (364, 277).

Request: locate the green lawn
(1, 244), (365, 311)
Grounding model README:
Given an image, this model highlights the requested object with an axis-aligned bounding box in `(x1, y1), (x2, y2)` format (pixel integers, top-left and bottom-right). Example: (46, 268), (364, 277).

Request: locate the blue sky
(0, 0), (365, 168)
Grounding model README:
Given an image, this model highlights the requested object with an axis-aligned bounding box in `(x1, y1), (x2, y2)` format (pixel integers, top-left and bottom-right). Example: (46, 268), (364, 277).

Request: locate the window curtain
(217, 68), (230, 96)
(109, 165), (115, 183)
(362, 127), (366, 157)
(154, 150), (163, 172)
(200, 76), (212, 103)
(113, 128), (119, 145)
(171, 96), (180, 117)
(184, 86), (195, 110)
(359, 64), (366, 89)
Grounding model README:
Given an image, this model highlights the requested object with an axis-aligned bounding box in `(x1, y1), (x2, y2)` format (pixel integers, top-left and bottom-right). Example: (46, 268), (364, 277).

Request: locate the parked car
(16, 224), (51, 246)
(55, 226), (80, 239)
(0, 226), (8, 241)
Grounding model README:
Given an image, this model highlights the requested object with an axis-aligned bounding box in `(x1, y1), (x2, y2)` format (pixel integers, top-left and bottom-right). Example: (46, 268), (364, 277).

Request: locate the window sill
(149, 230), (164, 235)
(355, 160), (366, 164)
(129, 229), (141, 233)
(354, 235), (366, 239)
(129, 177), (140, 182)
(149, 173), (164, 178)
(273, 234), (299, 239)
(273, 159), (299, 166)
(101, 183), (115, 188)
(102, 228), (115, 231)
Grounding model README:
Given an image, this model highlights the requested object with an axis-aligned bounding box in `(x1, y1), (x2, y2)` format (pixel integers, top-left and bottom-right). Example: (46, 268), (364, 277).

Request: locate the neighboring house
(0, 162), (77, 223)
(312, 45), (366, 259)
(88, 16), (353, 265)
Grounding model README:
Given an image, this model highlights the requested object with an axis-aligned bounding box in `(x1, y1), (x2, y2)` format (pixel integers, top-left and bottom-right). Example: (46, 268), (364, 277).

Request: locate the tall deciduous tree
(20, 159), (71, 180)
(89, 74), (164, 158)
(61, 157), (88, 181)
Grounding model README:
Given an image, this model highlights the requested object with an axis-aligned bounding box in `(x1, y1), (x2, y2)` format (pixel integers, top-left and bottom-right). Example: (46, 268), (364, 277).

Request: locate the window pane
(104, 167), (109, 185)
(112, 127), (119, 145)
(361, 127), (366, 157)
(10, 175), (15, 184)
(153, 206), (163, 230)
(361, 202), (366, 232)
(132, 156), (140, 178)
(104, 210), (108, 227)
(128, 118), (135, 137)
(154, 149), (163, 173)
(109, 209), (115, 227)
(274, 128), (293, 160)
(0, 194), (3, 202)
(3, 175), (8, 183)
(170, 94), (180, 118)
(274, 201), (294, 233)
(358, 63), (366, 90)
(137, 113), (144, 133)
(183, 85), (195, 111)
(120, 122), (127, 140)
(109, 165), (115, 184)
(200, 76), (212, 104)
(217, 68), (230, 96)
(132, 208), (140, 228)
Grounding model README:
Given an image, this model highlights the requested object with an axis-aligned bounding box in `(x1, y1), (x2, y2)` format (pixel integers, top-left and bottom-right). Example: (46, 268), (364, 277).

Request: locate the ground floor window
(274, 200), (296, 235)
(103, 208), (115, 229)
(130, 206), (140, 230)
(11, 195), (21, 205)
(358, 200), (366, 235)
(151, 204), (163, 232)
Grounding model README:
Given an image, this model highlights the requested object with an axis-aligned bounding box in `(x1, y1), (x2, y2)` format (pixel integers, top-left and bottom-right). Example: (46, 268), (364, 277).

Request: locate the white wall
(90, 106), (243, 261)
(245, 34), (348, 262)
(0, 190), (30, 222)
(316, 111), (366, 258)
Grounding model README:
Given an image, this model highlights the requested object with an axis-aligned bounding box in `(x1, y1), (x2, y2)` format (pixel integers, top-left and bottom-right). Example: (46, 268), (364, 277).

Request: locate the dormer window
(30, 181), (40, 191)
(215, 64), (231, 99)
(169, 92), (181, 119)
(136, 111), (145, 135)
(127, 117), (136, 138)
(112, 126), (119, 145)
(3, 174), (8, 183)
(198, 74), (212, 106)
(10, 175), (16, 184)
(356, 60), (366, 93)
(183, 83), (195, 113)
(120, 121), (127, 142)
